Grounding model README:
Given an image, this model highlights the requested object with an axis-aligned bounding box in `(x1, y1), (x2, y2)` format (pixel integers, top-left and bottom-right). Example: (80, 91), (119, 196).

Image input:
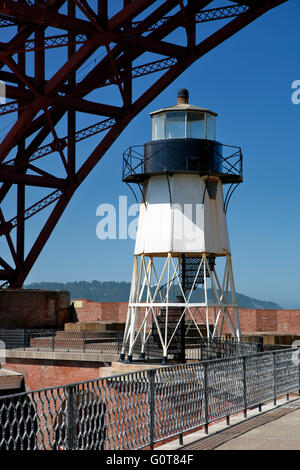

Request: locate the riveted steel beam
(0, 0), (288, 287)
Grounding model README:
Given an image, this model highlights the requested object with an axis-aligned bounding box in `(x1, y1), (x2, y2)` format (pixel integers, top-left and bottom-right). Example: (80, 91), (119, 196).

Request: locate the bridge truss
(0, 0), (287, 287)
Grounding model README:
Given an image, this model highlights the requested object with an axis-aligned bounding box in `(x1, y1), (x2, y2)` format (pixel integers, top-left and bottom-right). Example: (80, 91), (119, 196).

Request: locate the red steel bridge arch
(0, 0), (288, 287)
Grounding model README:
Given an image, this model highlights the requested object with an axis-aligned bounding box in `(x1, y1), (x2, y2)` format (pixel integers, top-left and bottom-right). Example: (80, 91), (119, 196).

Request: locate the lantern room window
(206, 113), (216, 140)
(152, 110), (216, 141)
(152, 112), (165, 140)
(187, 112), (205, 138)
(165, 111), (185, 138)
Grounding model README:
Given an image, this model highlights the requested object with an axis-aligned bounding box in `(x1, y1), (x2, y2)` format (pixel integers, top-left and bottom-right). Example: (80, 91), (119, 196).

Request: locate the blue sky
(18, 0), (300, 308)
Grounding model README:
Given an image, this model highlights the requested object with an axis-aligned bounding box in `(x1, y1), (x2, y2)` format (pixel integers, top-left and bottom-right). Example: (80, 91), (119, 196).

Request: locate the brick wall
(241, 309), (300, 335)
(256, 310), (278, 332)
(72, 299), (128, 323)
(4, 359), (105, 391)
(238, 308), (258, 333)
(0, 290), (71, 328)
(72, 300), (300, 335)
(277, 310), (300, 335)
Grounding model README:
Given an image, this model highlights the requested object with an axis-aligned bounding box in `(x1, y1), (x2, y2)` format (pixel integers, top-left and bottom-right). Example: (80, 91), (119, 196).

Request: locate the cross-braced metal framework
(0, 0), (287, 287)
(121, 252), (241, 361)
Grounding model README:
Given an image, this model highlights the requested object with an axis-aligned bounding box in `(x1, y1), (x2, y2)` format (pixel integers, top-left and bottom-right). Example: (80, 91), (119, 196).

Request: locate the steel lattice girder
(0, 0), (288, 287)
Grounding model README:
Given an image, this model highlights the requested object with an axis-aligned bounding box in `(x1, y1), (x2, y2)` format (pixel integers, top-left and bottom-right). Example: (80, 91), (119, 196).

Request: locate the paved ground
(158, 396), (300, 451)
(216, 404), (300, 450)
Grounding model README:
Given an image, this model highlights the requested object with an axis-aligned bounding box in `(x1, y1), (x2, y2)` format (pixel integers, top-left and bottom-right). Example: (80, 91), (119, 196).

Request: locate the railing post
(66, 385), (76, 450)
(243, 356), (247, 418)
(273, 352), (277, 406)
(204, 362), (209, 434)
(148, 369), (155, 450)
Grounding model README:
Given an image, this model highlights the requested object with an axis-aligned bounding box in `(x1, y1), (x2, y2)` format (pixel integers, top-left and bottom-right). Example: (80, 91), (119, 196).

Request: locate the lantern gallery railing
(122, 140), (243, 185)
(0, 347), (299, 450)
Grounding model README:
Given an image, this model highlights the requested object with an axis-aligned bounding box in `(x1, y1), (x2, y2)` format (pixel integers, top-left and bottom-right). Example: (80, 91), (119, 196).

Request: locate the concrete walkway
(158, 396), (300, 451)
(215, 405), (300, 450)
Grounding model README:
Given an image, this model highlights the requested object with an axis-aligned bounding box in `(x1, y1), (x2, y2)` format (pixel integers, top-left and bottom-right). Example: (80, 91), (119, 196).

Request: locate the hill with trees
(25, 280), (282, 309)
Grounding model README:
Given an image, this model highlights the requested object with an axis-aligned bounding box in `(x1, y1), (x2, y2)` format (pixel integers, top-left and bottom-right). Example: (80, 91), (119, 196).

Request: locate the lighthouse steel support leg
(140, 282), (151, 360)
(127, 254), (144, 362)
(129, 254), (159, 361)
(180, 254), (186, 363)
(123, 268), (142, 355)
(227, 254), (241, 340)
(140, 257), (154, 359)
(203, 255), (210, 339)
(120, 255), (139, 360)
(163, 254), (171, 363)
(211, 281), (218, 337)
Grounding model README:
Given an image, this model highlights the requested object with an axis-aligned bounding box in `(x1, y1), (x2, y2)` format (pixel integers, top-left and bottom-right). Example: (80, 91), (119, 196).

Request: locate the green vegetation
(24, 280), (282, 309)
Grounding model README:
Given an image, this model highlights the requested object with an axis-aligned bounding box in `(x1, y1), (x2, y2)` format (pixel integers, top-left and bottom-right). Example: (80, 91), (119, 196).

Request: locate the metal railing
(0, 347), (299, 450)
(0, 328), (288, 358)
(122, 141), (243, 182)
(0, 329), (123, 354)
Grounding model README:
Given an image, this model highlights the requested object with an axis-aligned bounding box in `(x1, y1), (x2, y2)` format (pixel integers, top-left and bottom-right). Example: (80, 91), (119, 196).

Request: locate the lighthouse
(120, 89), (243, 364)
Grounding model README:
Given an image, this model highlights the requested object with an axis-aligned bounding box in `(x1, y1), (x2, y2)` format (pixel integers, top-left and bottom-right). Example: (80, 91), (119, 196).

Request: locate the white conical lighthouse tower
(120, 89), (242, 364)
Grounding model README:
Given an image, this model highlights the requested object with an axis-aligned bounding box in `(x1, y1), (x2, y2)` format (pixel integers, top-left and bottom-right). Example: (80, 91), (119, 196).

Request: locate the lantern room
(151, 88), (217, 141)
(122, 88), (242, 186)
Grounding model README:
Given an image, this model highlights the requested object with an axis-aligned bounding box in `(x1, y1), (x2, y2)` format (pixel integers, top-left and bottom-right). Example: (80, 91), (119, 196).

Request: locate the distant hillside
(24, 280), (282, 310)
